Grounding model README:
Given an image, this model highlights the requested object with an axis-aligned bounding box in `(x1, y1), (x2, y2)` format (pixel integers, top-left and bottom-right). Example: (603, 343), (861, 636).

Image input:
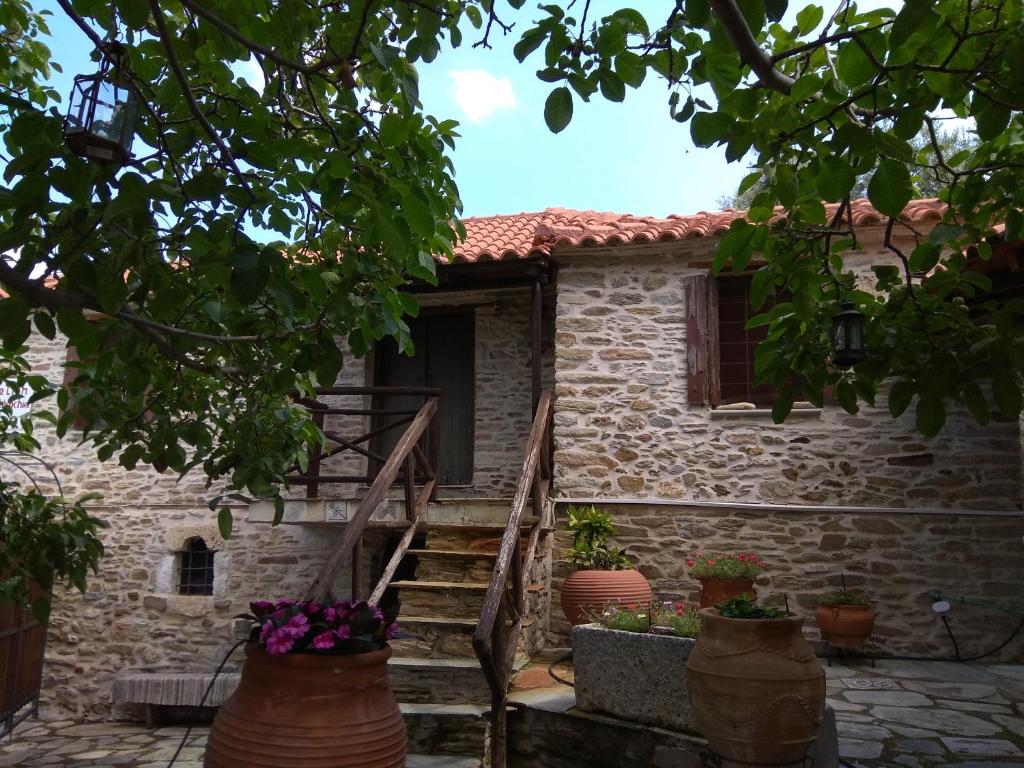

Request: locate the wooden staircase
(294, 386), (555, 768)
(385, 513), (550, 762)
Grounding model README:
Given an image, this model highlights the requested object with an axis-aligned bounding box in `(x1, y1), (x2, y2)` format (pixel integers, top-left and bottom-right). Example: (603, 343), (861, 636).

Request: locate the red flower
(686, 559), (695, 567)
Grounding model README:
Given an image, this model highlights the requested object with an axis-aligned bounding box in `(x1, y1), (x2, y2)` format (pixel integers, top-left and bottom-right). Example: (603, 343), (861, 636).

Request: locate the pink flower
(324, 607), (337, 621)
(686, 559), (695, 568)
(336, 625), (351, 641)
(305, 601), (321, 615)
(373, 607), (384, 621)
(738, 554), (747, 562)
(266, 628), (294, 656)
(259, 621), (275, 641)
(707, 559), (716, 566)
(312, 631), (336, 650)
(385, 622), (399, 640)
(283, 613), (310, 639)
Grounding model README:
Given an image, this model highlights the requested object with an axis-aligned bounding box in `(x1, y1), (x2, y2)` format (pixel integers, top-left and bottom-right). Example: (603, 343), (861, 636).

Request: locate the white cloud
(449, 70), (517, 123)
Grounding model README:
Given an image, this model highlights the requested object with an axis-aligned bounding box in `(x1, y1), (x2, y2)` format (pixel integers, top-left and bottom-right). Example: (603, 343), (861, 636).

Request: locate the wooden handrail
(304, 396), (440, 603)
(473, 389), (554, 768)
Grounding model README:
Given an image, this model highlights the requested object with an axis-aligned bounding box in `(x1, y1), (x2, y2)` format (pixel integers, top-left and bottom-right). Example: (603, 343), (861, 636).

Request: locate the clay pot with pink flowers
(687, 552), (763, 609)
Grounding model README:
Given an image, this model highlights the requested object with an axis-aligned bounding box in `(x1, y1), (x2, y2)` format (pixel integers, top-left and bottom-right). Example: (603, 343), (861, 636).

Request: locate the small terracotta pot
(560, 568), (653, 625)
(205, 645), (405, 768)
(687, 609), (825, 766)
(815, 603), (876, 650)
(698, 577), (756, 609)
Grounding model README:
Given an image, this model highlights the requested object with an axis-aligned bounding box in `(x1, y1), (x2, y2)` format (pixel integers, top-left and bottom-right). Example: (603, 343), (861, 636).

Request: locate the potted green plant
(815, 589), (875, 650)
(687, 551), (763, 608)
(686, 596), (826, 766)
(559, 504), (651, 625)
(205, 598), (406, 768)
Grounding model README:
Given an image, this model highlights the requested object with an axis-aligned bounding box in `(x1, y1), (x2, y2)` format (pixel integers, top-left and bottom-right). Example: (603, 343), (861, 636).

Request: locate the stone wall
(547, 501), (1024, 661)
(551, 239), (1022, 510)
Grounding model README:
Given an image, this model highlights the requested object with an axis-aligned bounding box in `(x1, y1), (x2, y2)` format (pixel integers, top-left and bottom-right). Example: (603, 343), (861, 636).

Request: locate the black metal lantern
(63, 42), (138, 165)
(831, 299), (866, 368)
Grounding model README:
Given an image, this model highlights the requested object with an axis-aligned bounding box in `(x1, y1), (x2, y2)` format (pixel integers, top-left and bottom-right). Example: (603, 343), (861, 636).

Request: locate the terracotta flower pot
(686, 609), (825, 766)
(697, 577), (756, 609)
(205, 645), (405, 768)
(560, 568), (653, 626)
(815, 603), (876, 650)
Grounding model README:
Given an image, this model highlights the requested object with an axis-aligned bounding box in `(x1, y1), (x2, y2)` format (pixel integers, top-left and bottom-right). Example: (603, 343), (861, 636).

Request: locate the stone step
(406, 755), (482, 768)
(390, 580), (491, 591)
(402, 702), (489, 758)
(389, 656), (492, 706)
(393, 616), (535, 659)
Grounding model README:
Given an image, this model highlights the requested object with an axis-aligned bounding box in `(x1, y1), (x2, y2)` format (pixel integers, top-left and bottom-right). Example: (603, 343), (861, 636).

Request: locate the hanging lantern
(63, 42), (138, 166)
(831, 299), (866, 368)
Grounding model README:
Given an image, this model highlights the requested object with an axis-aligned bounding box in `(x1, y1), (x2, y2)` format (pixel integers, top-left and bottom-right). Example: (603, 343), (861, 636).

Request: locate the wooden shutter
(62, 345), (89, 429)
(684, 274), (720, 406)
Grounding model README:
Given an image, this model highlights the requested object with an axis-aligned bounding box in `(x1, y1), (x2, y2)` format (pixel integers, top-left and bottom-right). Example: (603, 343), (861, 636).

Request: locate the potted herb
(686, 596), (826, 767)
(687, 551), (763, 608)
(559, 504), (651, 625)
(205, 598), (406, 768)
(816, 589), (875, 650)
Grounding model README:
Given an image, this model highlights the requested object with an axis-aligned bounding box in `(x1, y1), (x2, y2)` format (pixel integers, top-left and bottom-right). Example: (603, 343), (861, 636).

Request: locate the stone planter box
(571, 622), (698, 734)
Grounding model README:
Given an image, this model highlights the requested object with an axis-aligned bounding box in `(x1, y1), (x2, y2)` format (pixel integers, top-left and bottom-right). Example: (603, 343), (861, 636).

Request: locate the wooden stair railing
(305, 395), (440, 604)
(473, 390), (554, 768)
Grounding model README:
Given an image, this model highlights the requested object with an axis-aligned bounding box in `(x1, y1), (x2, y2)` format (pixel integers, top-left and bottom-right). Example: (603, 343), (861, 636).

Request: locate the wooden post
(308, 409), (325, 499)
(403, 453), (415, 522)
(351, 534), (364, 601)
(531, 280), (542, 416)
(428, 397), (441, 500)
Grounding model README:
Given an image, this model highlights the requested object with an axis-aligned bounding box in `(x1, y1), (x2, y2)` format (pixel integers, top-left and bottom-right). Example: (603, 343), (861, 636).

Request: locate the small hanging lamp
(63, 41), (138, 166)
(831, 299), (866, 368)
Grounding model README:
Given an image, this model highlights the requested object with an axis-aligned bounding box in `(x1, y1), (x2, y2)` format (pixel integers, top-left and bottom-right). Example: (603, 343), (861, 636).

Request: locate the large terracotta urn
(815, 603), (876, 650)
(697, 577), (755, 609)
(560, 568), (652, 625)
(205, 645), (405, 768)
(686, 609), (825, 766)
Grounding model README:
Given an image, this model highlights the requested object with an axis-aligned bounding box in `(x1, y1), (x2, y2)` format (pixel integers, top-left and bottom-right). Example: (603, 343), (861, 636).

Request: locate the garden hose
(547, 649), (575, 687)
(166, 638), (246, 768)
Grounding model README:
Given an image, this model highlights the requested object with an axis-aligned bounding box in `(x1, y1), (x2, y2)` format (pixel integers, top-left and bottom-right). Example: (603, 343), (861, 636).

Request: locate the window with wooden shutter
(61, 345), (91, 429)
(717, 275), (778, 406)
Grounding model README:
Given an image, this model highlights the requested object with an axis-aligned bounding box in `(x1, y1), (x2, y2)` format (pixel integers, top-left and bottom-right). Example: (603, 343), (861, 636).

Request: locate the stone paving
(1, 660), (1023, 767)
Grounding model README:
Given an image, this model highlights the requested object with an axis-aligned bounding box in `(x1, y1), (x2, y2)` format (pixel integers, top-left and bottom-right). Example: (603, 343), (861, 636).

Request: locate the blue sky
(38, 2), (780, 219)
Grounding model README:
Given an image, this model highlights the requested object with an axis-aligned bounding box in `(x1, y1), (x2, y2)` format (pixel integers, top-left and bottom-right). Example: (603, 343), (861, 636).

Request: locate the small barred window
(178, 538), (215, 596)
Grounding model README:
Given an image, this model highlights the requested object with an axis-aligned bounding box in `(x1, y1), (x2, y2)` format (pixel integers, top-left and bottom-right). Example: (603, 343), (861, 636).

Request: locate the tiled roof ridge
(450, 198), (948, 263)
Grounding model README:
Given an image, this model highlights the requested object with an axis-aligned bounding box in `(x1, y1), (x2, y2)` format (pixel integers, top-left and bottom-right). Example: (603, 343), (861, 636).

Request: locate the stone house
(8, 198), (1024, 732)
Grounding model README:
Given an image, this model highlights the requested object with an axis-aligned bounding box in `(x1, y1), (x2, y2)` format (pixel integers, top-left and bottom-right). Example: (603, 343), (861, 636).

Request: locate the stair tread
(399, 615), (479, 626)
(400, 702), (490, 716)
(390, 656), (482, 669)
(406, 755), (481, 768)
(405, 549), (499, 558)
(399, 614), (537, 627)
(390, 580), (491, 590)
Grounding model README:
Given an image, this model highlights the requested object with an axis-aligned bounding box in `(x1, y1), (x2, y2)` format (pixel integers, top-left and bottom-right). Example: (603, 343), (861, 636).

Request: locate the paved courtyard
(1, 660), (1023, 767)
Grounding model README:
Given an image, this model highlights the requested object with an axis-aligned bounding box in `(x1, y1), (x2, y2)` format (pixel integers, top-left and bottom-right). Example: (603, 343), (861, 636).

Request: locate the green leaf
(598, 70), (626, 102)
(992, 374), (1023, 419)
(835, 379), (859, 414)
(379, 113), (411, 146)
(972, 96), (1011, 142)
(835, 35), (879, 87)
(817, 157), (855, 202)
(771, 389), (794, 423)
(514, 29), (546, 62)
(685, 0), (710, 26)
(890, 0), (935, 50)
(867, 159), (914, 218)
(915, 395), (945, 437)
(33, 310), (56, 340)
(962, 383), (990, 426)
(888, 380), (915, 417)
(749, 268), (773, 310)
(615, 52), (646, 89)
(690, 111), (733, 148)
(795, 4), (823, 34)
(764, 0), (788, 22)
(544, 87), (573, 133)
(217, 506), (234, 539)
(714, 220), (759, 274)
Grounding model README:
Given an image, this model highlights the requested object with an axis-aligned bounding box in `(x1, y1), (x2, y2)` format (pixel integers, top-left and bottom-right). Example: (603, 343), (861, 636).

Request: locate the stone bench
(111, 672), (240, 726)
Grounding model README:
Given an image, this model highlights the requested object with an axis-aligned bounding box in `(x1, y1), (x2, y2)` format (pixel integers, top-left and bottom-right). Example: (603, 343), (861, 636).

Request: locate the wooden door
(373, 312), (475, 485)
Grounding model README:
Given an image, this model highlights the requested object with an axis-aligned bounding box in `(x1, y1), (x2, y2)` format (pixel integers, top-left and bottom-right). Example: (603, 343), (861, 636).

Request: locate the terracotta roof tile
(450, 198), (948, 263)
